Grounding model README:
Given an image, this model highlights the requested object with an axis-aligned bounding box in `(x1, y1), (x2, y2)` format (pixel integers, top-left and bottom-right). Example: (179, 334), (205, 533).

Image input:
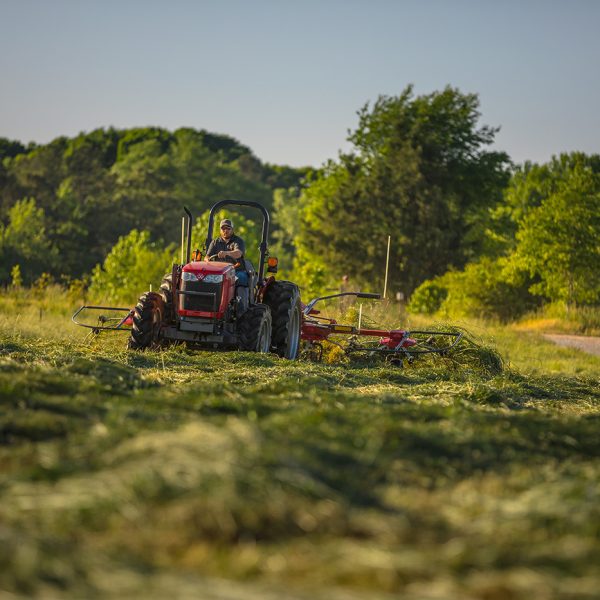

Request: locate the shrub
(407, 279), (448, 314)
(511, 158), (600, 305)
(10, 264), (23, 288)
(442, 258), (539, 321)
(89, 230), (176, 305)
(409, 258), (539, 322)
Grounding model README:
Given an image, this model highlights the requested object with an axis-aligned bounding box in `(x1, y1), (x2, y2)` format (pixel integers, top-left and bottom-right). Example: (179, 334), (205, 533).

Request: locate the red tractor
(74, 201), (302, 358)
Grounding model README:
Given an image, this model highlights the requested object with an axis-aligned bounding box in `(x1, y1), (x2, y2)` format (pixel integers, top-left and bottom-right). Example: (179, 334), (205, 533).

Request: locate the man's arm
(217, 249), (242, 260)
(217, 237), (245, 260)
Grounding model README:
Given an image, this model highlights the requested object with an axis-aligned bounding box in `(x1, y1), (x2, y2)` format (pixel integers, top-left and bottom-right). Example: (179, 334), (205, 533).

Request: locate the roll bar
(204, 200), (270, 282)
(183, 206), (193, 264)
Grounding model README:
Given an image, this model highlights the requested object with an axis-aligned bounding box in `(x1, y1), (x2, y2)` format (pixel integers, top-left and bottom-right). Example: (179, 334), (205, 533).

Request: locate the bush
(0, 198), (57, 285)
(409, 258), (539, 322)
(407, 280), (448, 314)
(445, 259), (540, 321)
(511, 157), (600, 305)
(89, 230), (176, 305)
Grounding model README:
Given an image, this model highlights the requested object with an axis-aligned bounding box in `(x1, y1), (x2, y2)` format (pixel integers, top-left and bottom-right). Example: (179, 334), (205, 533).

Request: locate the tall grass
(516, 301), (600, 336)
(0, 284), (89, 341)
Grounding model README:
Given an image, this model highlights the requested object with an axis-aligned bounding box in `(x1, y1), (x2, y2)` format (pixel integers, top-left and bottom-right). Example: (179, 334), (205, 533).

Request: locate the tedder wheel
(263, 281), (301, 359)
(159, 273), (174, 322)
(238, 304), (272, 353)
(128, 291), (166, 350)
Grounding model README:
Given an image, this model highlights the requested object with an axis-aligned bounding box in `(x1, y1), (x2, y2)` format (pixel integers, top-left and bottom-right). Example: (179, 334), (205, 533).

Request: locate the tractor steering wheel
(208, 254), (220, 262)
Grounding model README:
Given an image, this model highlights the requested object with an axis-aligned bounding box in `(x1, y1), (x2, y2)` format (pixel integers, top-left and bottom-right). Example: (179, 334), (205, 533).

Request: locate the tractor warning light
(267, 257), (278, 273)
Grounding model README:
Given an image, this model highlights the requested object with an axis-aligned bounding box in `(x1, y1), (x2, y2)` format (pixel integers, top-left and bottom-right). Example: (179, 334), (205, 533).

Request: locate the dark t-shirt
(206, 234), (246, 266)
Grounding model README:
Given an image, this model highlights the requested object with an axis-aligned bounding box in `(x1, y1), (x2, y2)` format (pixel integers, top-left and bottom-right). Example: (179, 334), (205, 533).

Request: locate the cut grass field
(1, 291), (599, 599)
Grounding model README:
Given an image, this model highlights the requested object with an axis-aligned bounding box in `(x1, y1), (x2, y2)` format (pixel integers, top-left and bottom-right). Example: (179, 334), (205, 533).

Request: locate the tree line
(407, 152), (600, 319)
(1, 86), (599, 316)
(0, 127), (308, 287)
(292, 86), (600, 317)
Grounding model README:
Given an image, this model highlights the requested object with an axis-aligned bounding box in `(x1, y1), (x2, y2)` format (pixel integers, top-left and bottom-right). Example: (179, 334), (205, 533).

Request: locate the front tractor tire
(264, 281), (301, 359)
(128, 292), (166, 350)
(238, 304), (272, 353)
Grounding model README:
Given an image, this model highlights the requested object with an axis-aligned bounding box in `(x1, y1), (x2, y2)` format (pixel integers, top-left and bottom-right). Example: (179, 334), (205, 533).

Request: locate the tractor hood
(182, 261), (235, 278)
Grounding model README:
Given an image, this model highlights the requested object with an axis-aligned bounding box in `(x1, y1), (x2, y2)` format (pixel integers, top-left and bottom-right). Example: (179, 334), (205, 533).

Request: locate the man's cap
(220, 219), (233, 229)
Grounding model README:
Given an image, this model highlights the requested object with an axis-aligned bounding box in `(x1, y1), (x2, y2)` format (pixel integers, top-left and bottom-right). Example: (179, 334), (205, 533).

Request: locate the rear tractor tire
(264, 281), (301, 359)
(128, 291), (166, 350)
(238, 304), (272, 353)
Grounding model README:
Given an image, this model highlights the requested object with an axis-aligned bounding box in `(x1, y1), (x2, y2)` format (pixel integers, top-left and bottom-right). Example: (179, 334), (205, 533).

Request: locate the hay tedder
(299, 292), (463, 363)
(72, 201), (463, 365)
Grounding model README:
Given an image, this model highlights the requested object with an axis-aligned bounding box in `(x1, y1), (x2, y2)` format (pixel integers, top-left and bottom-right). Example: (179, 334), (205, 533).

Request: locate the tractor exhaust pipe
(183, 206), (193, 264)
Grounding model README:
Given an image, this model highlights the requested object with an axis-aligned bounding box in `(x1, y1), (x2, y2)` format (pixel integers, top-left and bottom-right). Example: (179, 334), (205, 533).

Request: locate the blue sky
(1, 0), (599, 167)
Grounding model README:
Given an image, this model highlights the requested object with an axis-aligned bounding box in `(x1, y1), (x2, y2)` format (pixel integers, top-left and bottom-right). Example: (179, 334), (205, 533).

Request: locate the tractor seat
(242, 259), (258, 290)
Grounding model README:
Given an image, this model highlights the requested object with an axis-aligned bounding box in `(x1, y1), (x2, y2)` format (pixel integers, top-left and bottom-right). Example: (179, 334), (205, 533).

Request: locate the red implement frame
(300, 292), (463, 362)
(72, 305), (133, 333)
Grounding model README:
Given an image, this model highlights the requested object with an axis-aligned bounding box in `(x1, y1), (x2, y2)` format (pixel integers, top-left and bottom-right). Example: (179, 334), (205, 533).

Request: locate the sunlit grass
(0, 284), (89, 341)
(516, 302), (600, 336)
(1, 291), (599, 598)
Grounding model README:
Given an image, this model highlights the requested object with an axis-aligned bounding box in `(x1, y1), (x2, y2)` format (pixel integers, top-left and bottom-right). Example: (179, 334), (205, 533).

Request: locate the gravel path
(543, 334), (600, 357)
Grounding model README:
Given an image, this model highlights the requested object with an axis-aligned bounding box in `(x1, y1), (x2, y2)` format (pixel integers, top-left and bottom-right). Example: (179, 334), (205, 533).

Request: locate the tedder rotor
(299, 292), (463, 365)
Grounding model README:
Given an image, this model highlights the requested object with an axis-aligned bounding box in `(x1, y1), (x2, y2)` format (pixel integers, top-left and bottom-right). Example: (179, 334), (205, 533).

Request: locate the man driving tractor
(205, 218), (249, 310)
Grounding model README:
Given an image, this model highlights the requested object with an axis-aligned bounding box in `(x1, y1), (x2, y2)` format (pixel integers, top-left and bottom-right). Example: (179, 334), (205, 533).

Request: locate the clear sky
(1, 0), (599, 167)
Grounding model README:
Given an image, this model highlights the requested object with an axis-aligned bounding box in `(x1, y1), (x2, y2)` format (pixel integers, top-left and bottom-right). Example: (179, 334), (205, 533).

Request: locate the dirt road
(543, 334), (600, 357)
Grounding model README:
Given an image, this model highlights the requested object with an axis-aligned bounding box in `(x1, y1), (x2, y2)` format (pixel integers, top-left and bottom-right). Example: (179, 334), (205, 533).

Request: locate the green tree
(264, 164), (310, 191)
(292, 243), (329, 299)
(270, 187), (306, 276)
(111, 139), (179, 241)
(53, 130), (121, 276)
(116, 127), (174, 162)
(0, 126), (312, 286)
(410, 152), (600, 319)
(435, 258), (536, 321)
(1, 139), (67, 232)
(0, 198), (56, 283)
(0, 137), (27, 160)
(296, 86), (510, 296)
(89, 230), (176, 305)
(511, 163), (600, 305)
(3, 130), (121, 279)
(408, 256), (538, 321)
(486, 153), (600, 256)
(170, 128), (242, 222)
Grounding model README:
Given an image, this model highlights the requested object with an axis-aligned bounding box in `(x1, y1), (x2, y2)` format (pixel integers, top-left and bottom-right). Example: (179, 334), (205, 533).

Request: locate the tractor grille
(180, 280), (222, 312)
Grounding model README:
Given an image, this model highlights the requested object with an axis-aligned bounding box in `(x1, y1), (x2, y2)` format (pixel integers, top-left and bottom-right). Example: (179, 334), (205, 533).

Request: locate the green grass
(1, 294), (599, 599)
(516, 302), (600, 337)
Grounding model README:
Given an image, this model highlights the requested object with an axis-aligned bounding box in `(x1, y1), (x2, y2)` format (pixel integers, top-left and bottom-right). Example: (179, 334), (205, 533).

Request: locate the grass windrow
(1, 298), (599, 599)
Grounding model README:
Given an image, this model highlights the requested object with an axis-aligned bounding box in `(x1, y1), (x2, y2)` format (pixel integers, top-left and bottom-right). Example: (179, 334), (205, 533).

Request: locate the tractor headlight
(182, 271), (198, 281)
(203, 274), (223, 283)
